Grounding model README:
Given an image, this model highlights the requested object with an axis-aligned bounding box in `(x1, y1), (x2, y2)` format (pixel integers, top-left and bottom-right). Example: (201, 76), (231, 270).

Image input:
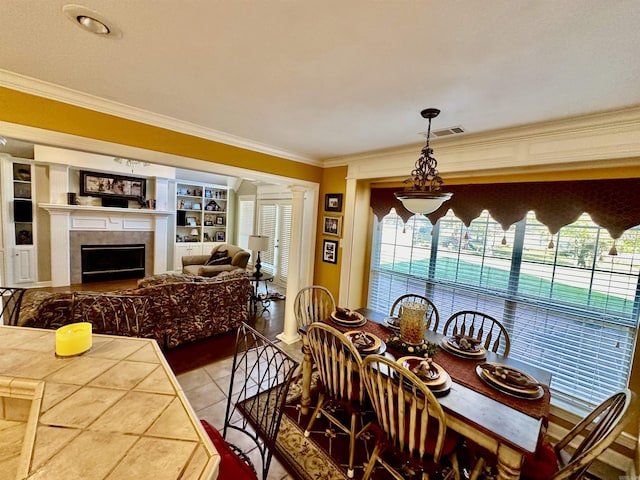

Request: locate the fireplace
(81, 244), (145, 283)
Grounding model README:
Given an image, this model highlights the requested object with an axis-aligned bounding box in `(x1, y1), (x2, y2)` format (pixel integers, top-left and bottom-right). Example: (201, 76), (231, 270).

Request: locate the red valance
(371, 178), (640, 239)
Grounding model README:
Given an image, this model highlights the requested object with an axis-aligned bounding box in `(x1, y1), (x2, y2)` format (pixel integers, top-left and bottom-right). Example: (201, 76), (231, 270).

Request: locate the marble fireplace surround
(41, 204), (171, 287)
(71, 231), (152, 285)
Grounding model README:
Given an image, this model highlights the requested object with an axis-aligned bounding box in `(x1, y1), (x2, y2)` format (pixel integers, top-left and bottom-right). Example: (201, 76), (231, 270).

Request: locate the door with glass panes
(257, 201), (291, 286)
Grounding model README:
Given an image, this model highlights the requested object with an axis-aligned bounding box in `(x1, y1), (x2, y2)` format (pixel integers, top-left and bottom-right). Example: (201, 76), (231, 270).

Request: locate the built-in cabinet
(174, 182), (228, 269)
(1, 156), (36, 284)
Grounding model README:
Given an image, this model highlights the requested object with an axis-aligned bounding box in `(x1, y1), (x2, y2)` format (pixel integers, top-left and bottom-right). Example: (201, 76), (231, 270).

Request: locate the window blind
(236, 196), (255, 254)
(369, 209), (639, 412)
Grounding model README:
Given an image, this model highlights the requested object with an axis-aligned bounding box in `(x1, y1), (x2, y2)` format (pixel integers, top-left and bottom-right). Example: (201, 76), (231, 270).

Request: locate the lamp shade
(190, 229), (199, 236)
(395, 191), (453, 214)
(248, 235), (269, 251)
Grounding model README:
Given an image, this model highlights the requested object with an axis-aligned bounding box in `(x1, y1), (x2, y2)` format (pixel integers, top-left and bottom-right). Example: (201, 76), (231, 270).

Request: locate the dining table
(298, 308), (553, 480)
(0, 325), (219, 480)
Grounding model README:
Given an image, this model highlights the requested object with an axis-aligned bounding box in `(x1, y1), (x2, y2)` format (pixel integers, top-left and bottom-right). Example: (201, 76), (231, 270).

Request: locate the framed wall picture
(324, 193), (343, 212)
(216, 231), (226, 242)
(322, 239), (338, 264)
(323, 216), (341, 236)
(80, 170), (146, 200)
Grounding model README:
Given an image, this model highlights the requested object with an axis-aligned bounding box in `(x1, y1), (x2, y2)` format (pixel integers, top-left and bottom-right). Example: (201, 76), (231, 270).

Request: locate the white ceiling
(1, 1), (639, 163)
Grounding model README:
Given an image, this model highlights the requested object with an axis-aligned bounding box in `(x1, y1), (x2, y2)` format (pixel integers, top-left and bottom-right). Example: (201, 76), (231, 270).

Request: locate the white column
(153, 177), (170, 273)
(277, 185), (307, 344)
(46, 210), (72, 286)
(339, 177), (370, 309)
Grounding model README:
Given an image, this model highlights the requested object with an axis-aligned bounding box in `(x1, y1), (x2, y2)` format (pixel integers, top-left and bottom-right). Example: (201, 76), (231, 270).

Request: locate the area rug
(248, 378), (456, 480)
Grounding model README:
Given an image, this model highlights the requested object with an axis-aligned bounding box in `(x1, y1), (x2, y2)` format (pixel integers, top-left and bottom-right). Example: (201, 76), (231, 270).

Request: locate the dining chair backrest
(360, 354), (450, 464)
(0, 287), (27, 326)
(389, 294), (440, 332)
(305, 322), (365, 404)
(294, 285), (336, 329)
(443, 310), (511, 356)
(304, 322), (371, 478)
(223, 322), (299, 480)
(552, 388), (636, 479)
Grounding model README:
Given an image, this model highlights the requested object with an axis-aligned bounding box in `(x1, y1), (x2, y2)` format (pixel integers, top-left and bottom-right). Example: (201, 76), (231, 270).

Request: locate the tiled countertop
(0, 326), (219, 480)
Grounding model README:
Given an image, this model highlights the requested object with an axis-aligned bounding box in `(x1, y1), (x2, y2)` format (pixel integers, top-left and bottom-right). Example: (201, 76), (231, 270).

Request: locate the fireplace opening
(81, 244), (145, 283)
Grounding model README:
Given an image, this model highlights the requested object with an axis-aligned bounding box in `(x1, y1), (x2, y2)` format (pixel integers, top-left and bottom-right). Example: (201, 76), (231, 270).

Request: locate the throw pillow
(207, 256), (232, 266)
(205, 249), (228, 266)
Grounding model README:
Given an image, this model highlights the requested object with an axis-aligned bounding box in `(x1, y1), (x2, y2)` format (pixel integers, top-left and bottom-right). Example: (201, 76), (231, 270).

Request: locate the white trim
(0, 69), (320, 166)
(325, 106), (640, 176)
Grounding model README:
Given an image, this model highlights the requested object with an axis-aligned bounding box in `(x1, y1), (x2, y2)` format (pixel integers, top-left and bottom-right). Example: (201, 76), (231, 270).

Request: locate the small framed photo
(215, 215), (225, 225)
(204, 214), (214, 226)
(323, 216), (341, 236)
(193, 203), (201, 210)
(322, 239), (338, 264)
(186, 216), (197, 227)
(180, 200), (192, 210)
(325, 193), (343, 212)
(216, 231), (226, 242)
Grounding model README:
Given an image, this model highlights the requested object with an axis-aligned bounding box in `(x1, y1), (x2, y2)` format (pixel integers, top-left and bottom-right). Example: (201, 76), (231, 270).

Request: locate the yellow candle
(55, 323), (92, 357)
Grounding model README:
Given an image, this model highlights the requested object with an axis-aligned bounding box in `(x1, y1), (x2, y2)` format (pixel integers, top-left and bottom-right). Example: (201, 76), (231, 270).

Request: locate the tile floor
(176, 337), (305, 480)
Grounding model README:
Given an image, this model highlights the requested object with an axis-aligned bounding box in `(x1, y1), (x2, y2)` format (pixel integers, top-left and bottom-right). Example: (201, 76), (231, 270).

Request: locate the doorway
(257, 200), (292, 288)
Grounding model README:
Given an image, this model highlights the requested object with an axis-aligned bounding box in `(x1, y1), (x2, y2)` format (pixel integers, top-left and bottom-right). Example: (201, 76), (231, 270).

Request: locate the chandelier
(394, 108), (452, 214)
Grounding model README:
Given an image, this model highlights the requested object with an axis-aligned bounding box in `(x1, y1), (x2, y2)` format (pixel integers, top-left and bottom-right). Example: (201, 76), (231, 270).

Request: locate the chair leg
(361, 444), (381, 480)
(347, 411), (357, 478)
(468, 457), (485, 480)
(304, 393), (324, 438)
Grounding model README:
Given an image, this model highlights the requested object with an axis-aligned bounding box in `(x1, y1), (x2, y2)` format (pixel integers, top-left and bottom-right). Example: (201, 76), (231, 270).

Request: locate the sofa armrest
(182, 254), (210, 266)
(195, 265), (239, 277)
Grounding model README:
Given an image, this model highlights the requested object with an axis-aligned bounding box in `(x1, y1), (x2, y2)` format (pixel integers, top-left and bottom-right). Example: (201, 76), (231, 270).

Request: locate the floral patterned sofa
(19, 271), (253, 349)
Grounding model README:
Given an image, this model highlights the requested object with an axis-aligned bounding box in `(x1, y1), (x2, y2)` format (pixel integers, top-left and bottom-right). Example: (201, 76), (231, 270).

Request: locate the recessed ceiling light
(62, 4), (122, 38)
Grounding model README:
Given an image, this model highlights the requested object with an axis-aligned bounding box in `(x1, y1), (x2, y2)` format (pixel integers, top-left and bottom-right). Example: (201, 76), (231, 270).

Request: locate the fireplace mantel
(40, 203), (171, 217)
(40, 203), (172, 286)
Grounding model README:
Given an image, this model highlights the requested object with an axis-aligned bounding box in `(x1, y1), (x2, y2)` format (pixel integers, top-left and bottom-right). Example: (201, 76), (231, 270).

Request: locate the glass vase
(399, 301), (427, 345)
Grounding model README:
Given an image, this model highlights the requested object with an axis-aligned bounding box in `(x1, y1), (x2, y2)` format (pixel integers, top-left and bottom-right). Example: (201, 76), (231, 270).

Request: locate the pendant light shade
(395, 108), (452, 214)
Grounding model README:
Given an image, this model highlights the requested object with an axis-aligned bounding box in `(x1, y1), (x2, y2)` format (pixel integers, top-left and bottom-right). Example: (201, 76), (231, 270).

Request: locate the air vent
(431, 126), (466, 137)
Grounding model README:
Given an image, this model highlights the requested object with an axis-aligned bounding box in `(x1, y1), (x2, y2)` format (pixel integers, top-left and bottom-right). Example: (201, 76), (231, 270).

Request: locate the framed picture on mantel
(80, 170), (146, 200)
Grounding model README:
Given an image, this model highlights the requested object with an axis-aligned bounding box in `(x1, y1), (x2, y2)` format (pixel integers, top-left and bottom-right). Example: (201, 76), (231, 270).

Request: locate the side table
(248, 273), (274, 317)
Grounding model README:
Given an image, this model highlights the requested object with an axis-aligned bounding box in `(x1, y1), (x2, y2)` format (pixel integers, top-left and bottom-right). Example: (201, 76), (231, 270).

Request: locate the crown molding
(0, 69), (321, 166)
(331, 106), (640, 180)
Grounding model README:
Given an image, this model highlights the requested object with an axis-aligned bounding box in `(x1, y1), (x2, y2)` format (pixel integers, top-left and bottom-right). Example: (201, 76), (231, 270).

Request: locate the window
(369, 209), (639, 412)
(236, 196), (255, 253)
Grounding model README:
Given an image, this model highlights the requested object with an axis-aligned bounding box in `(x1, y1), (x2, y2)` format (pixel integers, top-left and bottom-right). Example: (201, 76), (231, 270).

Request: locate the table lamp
(248, 235), (269, 279)
(190, 228), (199, 241)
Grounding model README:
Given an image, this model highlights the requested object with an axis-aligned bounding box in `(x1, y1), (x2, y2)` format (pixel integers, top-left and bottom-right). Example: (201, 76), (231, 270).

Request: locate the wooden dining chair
(294, 285), (336, 328)
(542, 388), (636, 479)
(0, 286), (27, 326)
(360, 354), (460, 480)
(304, 322), (372, 478)
(472, 389), (637, 480)
(221, 322), (299, 480)
(390, 294), (440, 332)
(442, 310), (510, 356)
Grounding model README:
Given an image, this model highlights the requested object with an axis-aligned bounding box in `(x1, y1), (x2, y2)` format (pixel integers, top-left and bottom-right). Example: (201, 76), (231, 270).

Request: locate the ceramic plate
(345, 330), (383, 354)
(440, 336), (487, 359)
(330, 309), (366, 325)
(397, 356), (448, 388)
(476, 364), (543, 400)
(383, 316), (400, 332)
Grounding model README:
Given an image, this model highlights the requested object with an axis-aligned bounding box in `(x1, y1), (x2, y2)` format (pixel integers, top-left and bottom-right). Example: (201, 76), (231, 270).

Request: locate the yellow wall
(312, 166), (348, 300)
(2, 86), (638, 406)
(0, 87), (322, 183)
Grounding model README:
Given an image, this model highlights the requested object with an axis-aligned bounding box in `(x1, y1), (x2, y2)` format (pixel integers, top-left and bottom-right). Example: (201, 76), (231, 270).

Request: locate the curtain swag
(371, 178), (640, 239)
